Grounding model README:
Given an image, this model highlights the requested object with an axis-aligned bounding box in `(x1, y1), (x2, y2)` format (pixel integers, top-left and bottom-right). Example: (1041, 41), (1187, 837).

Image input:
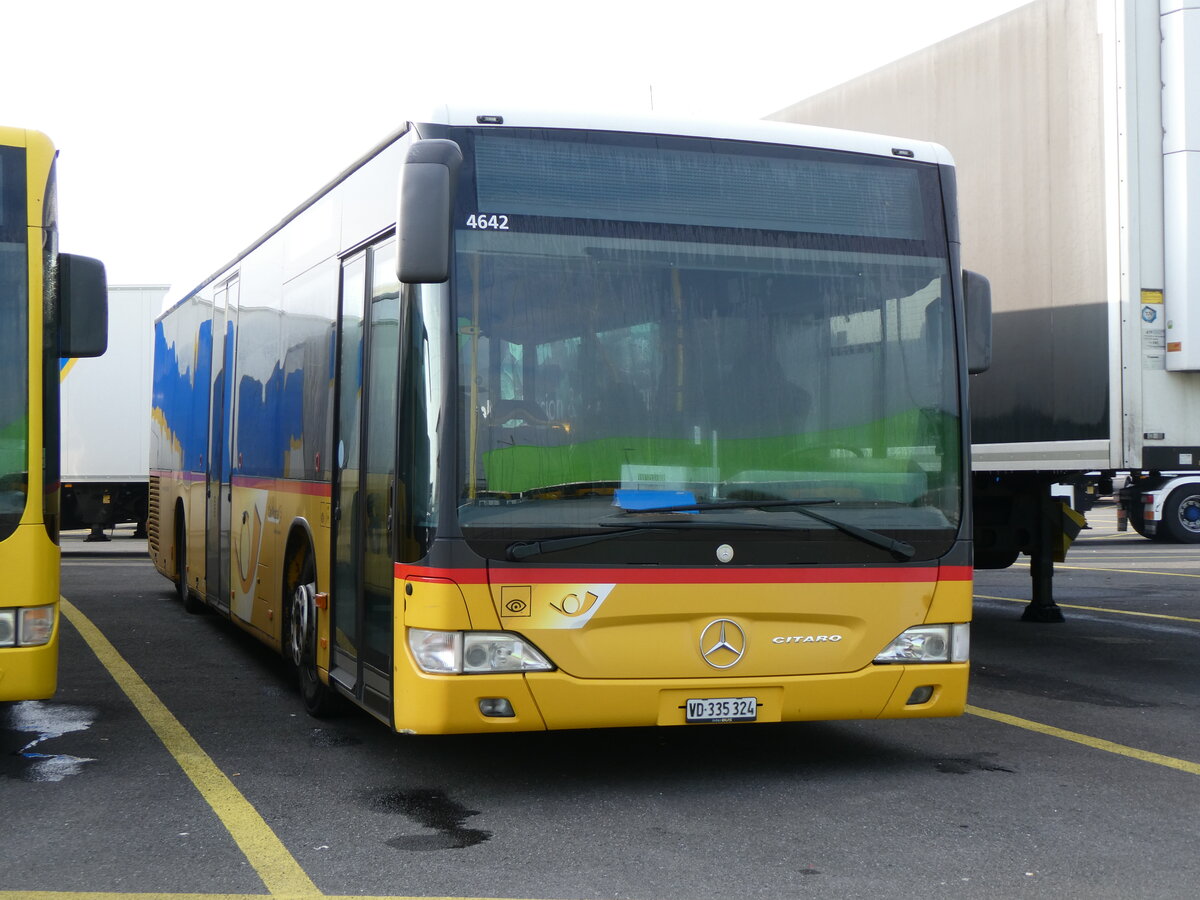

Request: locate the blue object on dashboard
(613, 489), (697, 511)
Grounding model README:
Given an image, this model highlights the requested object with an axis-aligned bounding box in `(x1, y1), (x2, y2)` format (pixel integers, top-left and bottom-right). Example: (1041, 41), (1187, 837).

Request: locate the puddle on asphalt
(2, 700), (97, 782)
(933, 753), (1016, 775)
(309, 727), (362, 748)
(367, 788), (492, 850)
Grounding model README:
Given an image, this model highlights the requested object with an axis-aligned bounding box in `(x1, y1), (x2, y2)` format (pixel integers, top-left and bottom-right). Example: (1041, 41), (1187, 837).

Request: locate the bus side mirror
(396, 139), (463, 284)
(964, 269), (992, 374)
(59, 253), (108, 358)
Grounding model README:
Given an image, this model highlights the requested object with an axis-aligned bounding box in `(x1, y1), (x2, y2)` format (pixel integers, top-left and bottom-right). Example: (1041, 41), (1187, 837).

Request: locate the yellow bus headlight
(408, 628), (553, 674)
(874, 623), (969, 664)
(20, 606), (56, 646)
(0, 606), (55, 647)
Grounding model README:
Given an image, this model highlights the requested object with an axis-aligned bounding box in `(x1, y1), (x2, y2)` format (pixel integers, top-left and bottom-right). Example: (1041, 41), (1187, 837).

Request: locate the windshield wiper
(507, 527), (667, 561)
(611, 498), (916, 561)
(784, 506), (915, 560)
(508, 500), (917, 562)
(506, 515), (795, 561)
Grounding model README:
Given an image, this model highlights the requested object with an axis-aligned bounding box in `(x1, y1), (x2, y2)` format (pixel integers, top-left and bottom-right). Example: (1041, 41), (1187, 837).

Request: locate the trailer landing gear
(1019, 489), (1068, 622)
(974, 473), (1085, 622)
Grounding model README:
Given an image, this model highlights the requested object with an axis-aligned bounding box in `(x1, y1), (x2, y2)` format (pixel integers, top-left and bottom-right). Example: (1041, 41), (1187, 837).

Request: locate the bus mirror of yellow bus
(396, 138), (463, 285)
(963, 269), (991, 375)
(58, 253), (108, 358)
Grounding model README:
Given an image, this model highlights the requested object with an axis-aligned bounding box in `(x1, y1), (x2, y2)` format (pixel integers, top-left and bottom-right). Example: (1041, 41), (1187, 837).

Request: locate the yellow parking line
(1013, 561), (1200, 578)
(1058, 556), (1200, 561)
(0, 895), (518, 900)
(0, 894), (255, 900)
(974, 593), (1200, 624)
(1058, 563), (1200, 578)
(966, 705), (1200, 776)
(58, 599), (321, 898)
(0, 894), (520, 900)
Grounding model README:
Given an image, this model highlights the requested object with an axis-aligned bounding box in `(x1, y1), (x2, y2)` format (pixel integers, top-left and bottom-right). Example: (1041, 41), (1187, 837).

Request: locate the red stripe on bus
(229, 475), (332, 496)
(151, 469), (332, 497)
(150, 468), (206, 483)
(396, 564), (972, 585)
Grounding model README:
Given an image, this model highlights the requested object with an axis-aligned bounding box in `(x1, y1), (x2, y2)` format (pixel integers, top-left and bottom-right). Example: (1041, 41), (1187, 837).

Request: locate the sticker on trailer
(1142, 290), (1166, 370)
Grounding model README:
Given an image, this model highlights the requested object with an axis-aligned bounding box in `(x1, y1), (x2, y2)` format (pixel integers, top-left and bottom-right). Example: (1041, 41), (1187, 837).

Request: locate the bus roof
(163, 106), (954, 313)
(417, 104), (955, 166)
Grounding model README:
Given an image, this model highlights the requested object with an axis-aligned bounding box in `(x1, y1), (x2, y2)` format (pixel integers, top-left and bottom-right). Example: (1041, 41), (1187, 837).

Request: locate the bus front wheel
(284, 547), (340, 718)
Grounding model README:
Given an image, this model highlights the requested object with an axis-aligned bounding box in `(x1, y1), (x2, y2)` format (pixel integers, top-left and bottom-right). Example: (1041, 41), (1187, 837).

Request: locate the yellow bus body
(0, 524), (61, 700)
(392, 566), (971, 734)
(152, 475), (972, 735)
(0, 127), (59, 701)
(148, 112), (976, 736)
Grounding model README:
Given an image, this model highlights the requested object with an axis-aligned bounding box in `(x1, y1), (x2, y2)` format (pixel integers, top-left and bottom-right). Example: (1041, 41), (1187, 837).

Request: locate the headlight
(0, 606), (55, 647)
(409, 629), (461, 673)
(408, 628), (553, 674)
(19, 606), (55, 646)
(874, 623), (969, 664)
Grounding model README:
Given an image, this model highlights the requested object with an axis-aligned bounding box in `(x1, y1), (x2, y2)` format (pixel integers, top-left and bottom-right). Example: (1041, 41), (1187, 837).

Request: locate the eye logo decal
(500, 586), (531, 618)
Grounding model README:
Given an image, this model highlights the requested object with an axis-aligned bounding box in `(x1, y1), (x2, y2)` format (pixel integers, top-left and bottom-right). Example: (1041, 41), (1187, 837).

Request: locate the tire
(175, 517), (187, 603)
(284, 547), (340, 718)
(177, 518), (206, 614)
(973, 546), (1020, 569)
(1126, 499), (1151, 539)
(1124, 493), (1170, 541)
(1162, 486), (1200, 543)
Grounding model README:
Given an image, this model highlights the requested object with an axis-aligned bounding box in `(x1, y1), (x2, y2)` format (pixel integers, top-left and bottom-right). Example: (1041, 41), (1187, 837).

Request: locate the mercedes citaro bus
(149, 107), (990, 734)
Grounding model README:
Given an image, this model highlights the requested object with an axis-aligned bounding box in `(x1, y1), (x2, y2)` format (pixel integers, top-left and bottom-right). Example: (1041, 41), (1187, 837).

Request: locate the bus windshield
(0, 144), (29, 537)
(451, 128), (961, 565)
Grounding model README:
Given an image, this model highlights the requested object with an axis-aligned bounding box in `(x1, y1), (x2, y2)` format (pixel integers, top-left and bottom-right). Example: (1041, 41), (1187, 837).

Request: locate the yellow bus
(0, 126), (107, 700)
(149, 108), (991, 733)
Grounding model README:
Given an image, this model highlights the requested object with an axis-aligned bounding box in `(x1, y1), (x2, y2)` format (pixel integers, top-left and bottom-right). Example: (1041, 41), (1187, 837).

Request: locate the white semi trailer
(771, 0), (1200, 617)
(61, 284), (166, 540)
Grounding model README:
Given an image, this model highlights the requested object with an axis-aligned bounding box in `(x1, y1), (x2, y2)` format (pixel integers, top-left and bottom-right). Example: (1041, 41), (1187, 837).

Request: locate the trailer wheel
(1124, 493), (1170, 541)
(972, 546), (1020, 569)
(283, 543), (340, 718)
(1162, 486), (1200, 543)
(1126, 500), (1151, 539)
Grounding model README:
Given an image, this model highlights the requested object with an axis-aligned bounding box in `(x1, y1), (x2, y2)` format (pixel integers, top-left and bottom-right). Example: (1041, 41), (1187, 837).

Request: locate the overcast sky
(5, 0), (1031, 301)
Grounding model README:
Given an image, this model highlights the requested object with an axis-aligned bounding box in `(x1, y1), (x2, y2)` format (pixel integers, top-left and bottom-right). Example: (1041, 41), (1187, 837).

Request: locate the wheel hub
(289, 582), (313, 667)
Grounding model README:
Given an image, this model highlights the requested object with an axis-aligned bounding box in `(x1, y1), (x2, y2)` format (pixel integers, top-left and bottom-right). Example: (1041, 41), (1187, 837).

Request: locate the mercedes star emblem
(699, 618), (747, 669)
